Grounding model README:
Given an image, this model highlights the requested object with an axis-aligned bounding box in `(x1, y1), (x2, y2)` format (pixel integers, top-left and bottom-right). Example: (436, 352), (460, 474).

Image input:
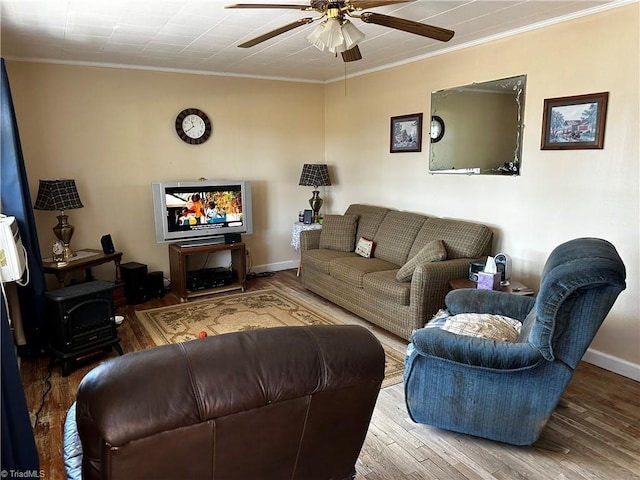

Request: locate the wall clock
(430, 115), (445, 143)
(175, 108), (212, 145)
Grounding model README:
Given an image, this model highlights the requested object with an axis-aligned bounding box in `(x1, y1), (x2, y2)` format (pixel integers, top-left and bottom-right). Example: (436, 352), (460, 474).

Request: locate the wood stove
(45, 280), (123, 376)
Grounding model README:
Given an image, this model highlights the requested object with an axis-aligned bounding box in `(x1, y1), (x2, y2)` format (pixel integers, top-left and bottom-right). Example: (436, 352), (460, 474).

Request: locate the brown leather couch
(64, 325), (385, 480)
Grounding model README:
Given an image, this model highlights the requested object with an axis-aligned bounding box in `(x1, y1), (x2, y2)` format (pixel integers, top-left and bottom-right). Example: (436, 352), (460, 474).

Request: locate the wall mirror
(429, 75), (526, 175)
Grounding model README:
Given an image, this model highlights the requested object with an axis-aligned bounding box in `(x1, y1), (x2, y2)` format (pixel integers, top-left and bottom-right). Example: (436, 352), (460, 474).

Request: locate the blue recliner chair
(404, 238), (626, 445)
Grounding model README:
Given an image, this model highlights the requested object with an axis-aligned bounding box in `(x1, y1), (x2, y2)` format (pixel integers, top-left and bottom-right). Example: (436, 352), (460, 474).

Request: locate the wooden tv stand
(168, 242), (246, 302)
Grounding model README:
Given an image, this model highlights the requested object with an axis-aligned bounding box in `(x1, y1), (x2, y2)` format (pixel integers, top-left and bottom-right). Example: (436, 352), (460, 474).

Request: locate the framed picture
(541, 92), (609, 150)
(390, 113), (423, 153)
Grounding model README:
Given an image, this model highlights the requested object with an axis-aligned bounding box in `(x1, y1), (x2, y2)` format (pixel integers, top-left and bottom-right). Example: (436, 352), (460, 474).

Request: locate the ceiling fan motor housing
(227, 0), (454, 60)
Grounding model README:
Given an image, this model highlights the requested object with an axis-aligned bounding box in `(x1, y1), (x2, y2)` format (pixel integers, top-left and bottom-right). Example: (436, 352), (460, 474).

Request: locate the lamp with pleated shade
(34, 179), (84, 260)
(299, 164), (331, 223)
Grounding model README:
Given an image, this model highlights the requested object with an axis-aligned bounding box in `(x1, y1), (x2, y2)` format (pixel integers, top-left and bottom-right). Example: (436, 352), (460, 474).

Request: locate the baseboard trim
(583, 348), (640, 381)
(250, 260), (298, 275)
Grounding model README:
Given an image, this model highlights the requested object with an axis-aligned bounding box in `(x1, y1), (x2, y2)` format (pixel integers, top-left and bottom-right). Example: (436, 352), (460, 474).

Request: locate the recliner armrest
(410, 327), (544, 370)
(445, 289), (535, 322)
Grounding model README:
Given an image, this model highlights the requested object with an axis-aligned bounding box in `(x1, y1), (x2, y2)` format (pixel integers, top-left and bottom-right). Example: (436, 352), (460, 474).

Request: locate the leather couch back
(75, 325), (385, 480)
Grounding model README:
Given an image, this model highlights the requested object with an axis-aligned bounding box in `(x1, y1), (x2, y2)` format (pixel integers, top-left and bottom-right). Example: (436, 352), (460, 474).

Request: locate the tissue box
(477, 272), (501, 290)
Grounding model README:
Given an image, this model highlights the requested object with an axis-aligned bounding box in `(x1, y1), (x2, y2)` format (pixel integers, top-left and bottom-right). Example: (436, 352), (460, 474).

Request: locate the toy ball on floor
(198, 331), (208, 338)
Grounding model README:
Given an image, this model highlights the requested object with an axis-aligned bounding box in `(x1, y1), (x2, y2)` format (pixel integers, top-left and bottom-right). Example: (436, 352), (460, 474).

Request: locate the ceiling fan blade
(225, 3), (311, 10)
(238, 18), (314, 48)
(360, 12), (454, 42)
(350, 0), (413, 10)
(341, 45), (362, 62)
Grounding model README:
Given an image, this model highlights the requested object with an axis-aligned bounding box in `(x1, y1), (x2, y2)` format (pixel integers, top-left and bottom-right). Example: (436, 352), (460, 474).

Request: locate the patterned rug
(136, 288), (405, 388)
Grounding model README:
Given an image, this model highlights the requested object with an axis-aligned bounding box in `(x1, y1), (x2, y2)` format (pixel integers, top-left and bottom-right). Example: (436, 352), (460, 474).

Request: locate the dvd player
(186, 267), (235, 291)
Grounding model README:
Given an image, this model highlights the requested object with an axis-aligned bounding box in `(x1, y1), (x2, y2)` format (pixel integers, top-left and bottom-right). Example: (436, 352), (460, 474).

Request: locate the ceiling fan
(225, 1), (454, 62)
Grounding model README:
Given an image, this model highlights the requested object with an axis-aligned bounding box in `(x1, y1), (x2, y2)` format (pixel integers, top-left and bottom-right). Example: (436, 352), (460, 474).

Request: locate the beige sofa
(300, 204), (493, 340)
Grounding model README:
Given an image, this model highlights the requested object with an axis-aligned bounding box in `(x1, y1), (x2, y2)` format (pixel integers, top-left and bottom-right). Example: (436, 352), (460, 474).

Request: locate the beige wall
(4, 4), (638, 377)
(324, 4), (639, 376)
(6, 63), (325, 277)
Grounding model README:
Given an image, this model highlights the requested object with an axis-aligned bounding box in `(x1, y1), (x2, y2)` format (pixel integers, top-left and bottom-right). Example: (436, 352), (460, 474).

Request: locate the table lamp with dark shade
(33, 179), (84, 260)
(299, 164), (331, 223)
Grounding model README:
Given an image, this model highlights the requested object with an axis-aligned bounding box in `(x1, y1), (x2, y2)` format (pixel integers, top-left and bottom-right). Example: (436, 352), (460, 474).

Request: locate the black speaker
(146, 271), (165, 299)
(121, 262), (148, 305)
(494, 253), (512, 282)
(468, 261), (485, 283)
(224, 233), (242, 244)
(100, 234), (115, 254)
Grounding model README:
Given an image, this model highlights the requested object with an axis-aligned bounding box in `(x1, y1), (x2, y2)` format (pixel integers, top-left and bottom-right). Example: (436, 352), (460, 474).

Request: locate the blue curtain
(0, 58), (42, 472)
(1, 58), (47, 353)
(1, 297), (39, 472)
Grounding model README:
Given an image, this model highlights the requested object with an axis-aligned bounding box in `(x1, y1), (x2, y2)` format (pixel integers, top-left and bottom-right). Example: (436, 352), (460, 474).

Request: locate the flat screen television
(152, 180), (253, 245)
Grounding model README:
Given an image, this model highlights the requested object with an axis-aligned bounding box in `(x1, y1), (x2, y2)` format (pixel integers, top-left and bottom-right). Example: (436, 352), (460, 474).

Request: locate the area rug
(136, 288), (405, 388)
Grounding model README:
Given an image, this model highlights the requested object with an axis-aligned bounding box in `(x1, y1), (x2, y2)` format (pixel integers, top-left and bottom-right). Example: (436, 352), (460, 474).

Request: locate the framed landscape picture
(390, 113), (423, 153)
(541, 92), (609, 150)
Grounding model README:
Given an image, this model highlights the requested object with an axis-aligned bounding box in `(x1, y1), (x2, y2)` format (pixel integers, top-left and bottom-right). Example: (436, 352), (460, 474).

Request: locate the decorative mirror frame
(429, 75), (526, 175)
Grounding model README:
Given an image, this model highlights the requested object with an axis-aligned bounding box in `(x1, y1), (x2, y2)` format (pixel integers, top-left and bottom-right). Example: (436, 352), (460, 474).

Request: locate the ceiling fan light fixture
(340, 20), (364, 49)
(322, 17), (345, 51)
(306, 22), (327, 51)
(307, 17), (365, 54)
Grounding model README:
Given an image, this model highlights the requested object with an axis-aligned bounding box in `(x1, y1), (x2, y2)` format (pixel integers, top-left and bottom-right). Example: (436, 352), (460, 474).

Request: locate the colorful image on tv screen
(165, 188), (243, 232)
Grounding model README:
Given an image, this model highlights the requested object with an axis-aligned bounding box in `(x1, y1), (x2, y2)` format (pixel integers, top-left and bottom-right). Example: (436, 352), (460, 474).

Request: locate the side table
(42, 249), (126, 306)
(449, 277), (534, 296)
(168, 242), (246, 302)
(291, 221), (322, 276)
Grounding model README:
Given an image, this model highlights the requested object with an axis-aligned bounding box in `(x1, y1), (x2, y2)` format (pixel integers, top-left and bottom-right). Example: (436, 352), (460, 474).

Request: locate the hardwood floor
(19, 270), (640, 479)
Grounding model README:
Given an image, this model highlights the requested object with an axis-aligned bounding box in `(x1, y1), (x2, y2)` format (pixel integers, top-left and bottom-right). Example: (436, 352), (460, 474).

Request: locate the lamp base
(62, 245), (75, 261)
(53, 213), (77, 260)
(309, 191), (323, 223)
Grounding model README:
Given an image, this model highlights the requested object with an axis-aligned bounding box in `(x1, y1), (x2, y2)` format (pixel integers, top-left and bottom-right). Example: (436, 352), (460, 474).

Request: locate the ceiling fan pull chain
(344, 62), (347, 96)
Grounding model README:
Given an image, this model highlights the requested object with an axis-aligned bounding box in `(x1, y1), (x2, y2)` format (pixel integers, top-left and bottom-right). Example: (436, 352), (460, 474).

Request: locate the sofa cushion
(319, 214), (358, 252)
(373, 211), (427, 266)
(410, 217), (493, 260)
(426, 310), (522, 342)
(396, 240), (447, 282)
(362, 270), (411, 306)
(344, 205), (390, 247)
(329, 257), (398, 288)
(302, 249), (355, 275)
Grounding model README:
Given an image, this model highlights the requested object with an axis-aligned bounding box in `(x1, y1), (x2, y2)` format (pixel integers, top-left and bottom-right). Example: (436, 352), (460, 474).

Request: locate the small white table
(291, 221), (322, 275)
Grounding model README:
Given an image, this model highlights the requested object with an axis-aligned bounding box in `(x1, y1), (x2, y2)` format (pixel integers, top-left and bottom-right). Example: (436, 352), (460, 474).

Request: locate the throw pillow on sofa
(355, 237), (374, 258)
(319, 214), (358, 252)
(396, 239), (447, 282)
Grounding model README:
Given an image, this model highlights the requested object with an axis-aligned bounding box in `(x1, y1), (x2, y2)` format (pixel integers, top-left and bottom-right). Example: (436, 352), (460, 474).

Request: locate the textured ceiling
(0, 0), (628, 83)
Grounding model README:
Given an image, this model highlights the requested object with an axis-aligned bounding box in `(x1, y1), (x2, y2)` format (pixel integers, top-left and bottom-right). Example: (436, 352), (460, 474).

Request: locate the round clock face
(52, 240), (65, 262)
(182, 114), (206, 139)
(430, 115), (445, 143)
(52, 240), (64, 255)
(175, 108), (212, 144)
